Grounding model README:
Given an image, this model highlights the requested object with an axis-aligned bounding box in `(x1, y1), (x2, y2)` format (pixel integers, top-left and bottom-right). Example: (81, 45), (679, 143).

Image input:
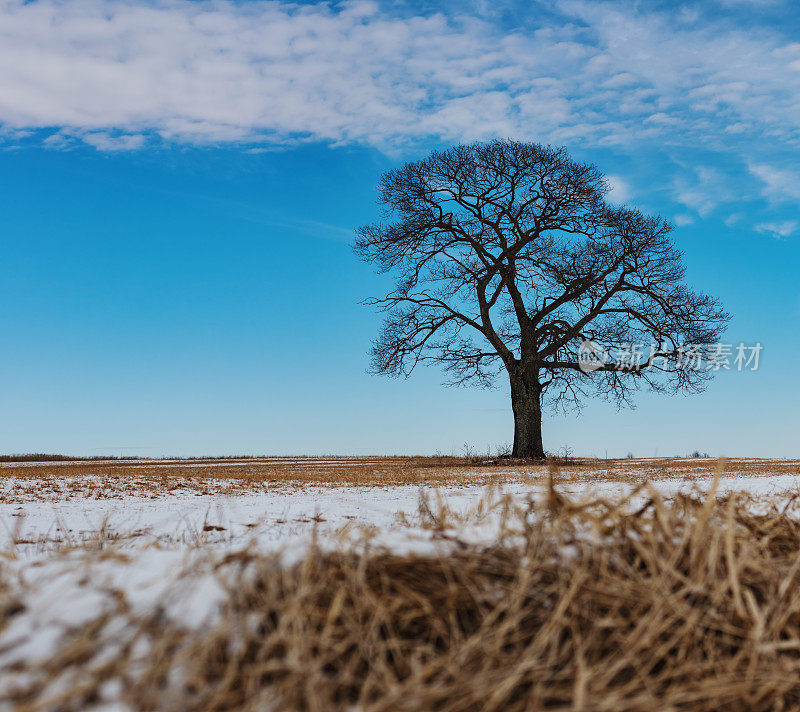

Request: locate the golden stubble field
(2, 455), (799, 503)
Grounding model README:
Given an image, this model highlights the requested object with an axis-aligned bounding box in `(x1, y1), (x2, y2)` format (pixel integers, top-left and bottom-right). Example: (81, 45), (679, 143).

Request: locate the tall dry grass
(6, 466), (800, 710)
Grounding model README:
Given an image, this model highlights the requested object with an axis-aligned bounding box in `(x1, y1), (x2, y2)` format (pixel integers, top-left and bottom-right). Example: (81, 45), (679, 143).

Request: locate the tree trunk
(509, 364), (545, 459)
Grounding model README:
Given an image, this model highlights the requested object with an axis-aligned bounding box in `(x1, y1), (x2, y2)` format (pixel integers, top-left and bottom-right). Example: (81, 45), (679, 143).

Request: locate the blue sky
(0, 0), (798, 457)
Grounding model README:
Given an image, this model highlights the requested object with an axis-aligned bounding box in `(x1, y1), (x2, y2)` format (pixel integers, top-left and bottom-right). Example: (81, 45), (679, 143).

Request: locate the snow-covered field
(2, 457), (800, 711)
(5, 473), (800, 554)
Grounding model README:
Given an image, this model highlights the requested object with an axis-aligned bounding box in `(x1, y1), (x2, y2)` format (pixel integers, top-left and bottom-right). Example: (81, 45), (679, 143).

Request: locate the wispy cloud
(673, 214), (695, 227)
(673, 166), (735, 218)
(749, 163), (800, 202)
(0, 0), (798, 155)
(755, 220), (798, 238)
(605, 175), (631, 203)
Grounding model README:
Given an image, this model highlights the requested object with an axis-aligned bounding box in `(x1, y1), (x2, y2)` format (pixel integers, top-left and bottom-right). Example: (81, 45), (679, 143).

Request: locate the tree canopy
(356, 140), (729, 457)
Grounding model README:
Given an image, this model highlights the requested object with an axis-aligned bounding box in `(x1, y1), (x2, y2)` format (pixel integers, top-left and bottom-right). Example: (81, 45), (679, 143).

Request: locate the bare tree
(356, 141), (729, 459)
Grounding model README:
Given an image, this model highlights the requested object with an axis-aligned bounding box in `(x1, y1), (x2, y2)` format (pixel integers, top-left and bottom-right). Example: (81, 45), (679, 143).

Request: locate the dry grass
(8, 464), (800, 710)
(2, 455), (799, 503)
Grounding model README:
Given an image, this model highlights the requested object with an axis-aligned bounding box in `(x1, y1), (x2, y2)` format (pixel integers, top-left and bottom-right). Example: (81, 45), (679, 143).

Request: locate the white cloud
(674, 167), (734, 218)
(714, 0), (781, 6)
(0, 0), (797, 152)
(749, 163), (800, 202)
(673, 214), (695, 226)
(79, 132), (146, 151)
(605, 175), (631, 203)
(755, 220), (797, 238)
(0, 0), (573, 149)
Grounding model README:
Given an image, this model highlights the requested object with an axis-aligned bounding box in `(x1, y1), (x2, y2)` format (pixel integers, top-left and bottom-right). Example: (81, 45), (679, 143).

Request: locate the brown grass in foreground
(7, 466), (800, 710)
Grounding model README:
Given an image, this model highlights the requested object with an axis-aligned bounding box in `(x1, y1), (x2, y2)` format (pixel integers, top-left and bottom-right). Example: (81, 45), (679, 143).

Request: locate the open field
(3, 455), (800, 501)
(3, 457), (800, 711)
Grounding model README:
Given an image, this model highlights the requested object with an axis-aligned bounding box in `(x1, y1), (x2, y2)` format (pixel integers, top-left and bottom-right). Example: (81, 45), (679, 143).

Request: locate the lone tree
(356, 141), (729, 459)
